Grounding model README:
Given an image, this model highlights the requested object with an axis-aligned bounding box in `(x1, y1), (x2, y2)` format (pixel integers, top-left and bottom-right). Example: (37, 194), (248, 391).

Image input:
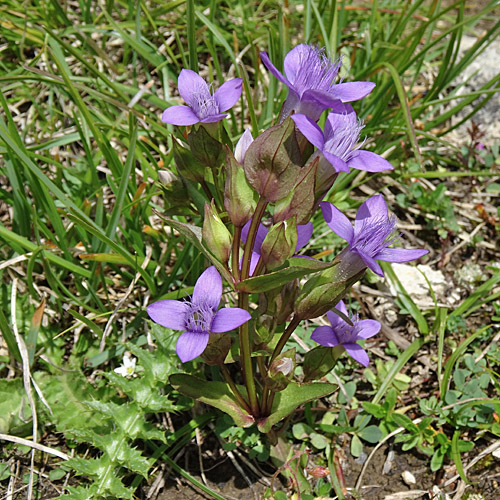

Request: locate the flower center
(186, 302), (215, 333)
(192, 89), (219, 120)
(292, 46), (341, 96)
(352, 216), (399, 258)
(335, 314), (359, 344)
(324, 115), (365, 161)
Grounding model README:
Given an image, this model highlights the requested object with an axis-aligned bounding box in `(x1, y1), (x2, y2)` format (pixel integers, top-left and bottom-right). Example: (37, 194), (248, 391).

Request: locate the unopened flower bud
(202, 201), (232, 264)
(260, 219), (298, 270)
(265, 348), (296, 391)
(224, 149), (258, 227)
(307, 466), (330, 479)
(243, 117), (302, 202)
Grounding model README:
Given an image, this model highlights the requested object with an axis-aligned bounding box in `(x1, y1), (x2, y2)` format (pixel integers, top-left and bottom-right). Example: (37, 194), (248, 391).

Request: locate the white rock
(401, 470), (416, 486)
(386, 264), (457, 309)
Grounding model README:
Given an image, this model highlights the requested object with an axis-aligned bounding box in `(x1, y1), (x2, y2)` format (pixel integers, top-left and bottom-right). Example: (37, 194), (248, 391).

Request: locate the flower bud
(173, 140), (205, 183)
(260, 219), (298, 270)
(243, 117), (302, 202)
(202, 200), (232, 264)
(265, 348), (296, 391)
(295, 266), (365, 320)
(200, 332), (232, 365)
(303, 345), (343, 382)
(187, 124), (226, 169)
(224, 149), (258, 227)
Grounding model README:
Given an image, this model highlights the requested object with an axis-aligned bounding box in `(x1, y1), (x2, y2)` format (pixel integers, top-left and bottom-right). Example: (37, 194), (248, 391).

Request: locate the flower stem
(231, 226), (241, 282)
(238, 293), (259, 416)
(261, 315), (301, 416)
(220, 364), (252, 415)
(237, 198), (268, 417)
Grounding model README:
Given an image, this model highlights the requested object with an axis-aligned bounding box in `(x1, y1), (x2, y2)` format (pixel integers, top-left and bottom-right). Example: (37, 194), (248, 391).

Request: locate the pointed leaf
(170, 374), (254, 428)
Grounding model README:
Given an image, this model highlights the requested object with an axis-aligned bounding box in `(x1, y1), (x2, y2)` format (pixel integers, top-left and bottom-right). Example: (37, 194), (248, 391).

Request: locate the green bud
(265, 348), (296, 391)
(243, 117), (302, 202)
(187, 124), (226, 170)
(224, 149), (258, 227)
(200, 332), (232, 366)
(303, 345), (343, 382)
(172, 140), (205, 183)
(295, 267), (365, 320)
(260, 219), (298, 270)
(202, 200), (232, 264)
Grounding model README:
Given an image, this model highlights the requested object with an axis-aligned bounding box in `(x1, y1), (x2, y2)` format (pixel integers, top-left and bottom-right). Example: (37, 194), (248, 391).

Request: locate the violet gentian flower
(234, 129), (253, 163)
(147, 266), (251, 362)
(261, 44), (375, 121)
(161, 69), (242, 126)
(311, 300), (380, 366)
(321, 195), (428, 278)
(241, 221), (313, 275)
(292, 109), (393, 173)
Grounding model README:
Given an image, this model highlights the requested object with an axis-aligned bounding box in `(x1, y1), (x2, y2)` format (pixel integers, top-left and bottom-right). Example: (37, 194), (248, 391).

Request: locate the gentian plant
(147, 44), (428, 444)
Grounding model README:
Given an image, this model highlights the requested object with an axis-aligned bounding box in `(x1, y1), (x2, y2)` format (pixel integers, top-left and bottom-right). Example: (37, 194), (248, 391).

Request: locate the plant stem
(231, 226), (241, 282)
(238, 293), (259, 416)
(220, 364), (252, 414)
(237, 198), (268, 417)
(261, 315), (301, 416)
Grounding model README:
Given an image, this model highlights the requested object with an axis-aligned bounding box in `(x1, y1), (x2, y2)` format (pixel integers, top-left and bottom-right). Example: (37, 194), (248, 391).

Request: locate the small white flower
(114, 353), (137, 378)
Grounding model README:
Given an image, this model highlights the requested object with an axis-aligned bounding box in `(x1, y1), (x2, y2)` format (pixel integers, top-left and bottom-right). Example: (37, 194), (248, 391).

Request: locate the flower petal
(249, 251), (261, 276)
(348, 150), (394, 173)
(323, 151), (350, 173)
(355, 319), (381, 339)
(200, 113), (228, 123)
(211, 307), (251, 333)
(296, 223), (313, 252)
(147, 299), (190, 330)
(192, 266), (222, 310)
(356, 249), (384, 276)
(283, 44), (310, 84)
(376, 247), (429, 263)
(214, 78), (243, 112)
(330, 81), (376, 102)
(301, 89), (345, 113)
(161, 105), (200, 126)
(176, 331), (210, 362)
(355, 194), (388, 229)
(234, 129), (254, 163)
(311, 325), (339, 347)
(291, 114), (325, 150)
(343, 343), (370, 366)
(260, 51), (292, 87)
(177, 69), (210, 108)
(321, 201), (354, 244)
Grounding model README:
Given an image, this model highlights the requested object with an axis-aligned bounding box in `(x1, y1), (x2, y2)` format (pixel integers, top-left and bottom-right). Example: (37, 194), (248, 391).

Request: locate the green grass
(0, 0), (499, 498)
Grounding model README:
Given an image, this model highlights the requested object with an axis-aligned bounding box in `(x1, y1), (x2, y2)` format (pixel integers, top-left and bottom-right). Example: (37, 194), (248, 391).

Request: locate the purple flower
(292, 109), (393, 173)
(241, 221), (313, 275)
(147, 266), (251, 362)
(161, 69), (242, 126)
(261, 44), (375, 121)
(321, 195), (428, 277)
(311, 300), (380, 366)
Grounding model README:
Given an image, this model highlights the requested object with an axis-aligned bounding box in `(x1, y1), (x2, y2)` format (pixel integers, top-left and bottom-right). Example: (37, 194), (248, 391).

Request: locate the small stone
(401, 470), (416, 486)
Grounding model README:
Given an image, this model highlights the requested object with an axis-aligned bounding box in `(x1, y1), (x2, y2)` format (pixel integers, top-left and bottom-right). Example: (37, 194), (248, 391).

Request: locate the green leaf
(350, 434), (363, 458)
(170, 374), (255, 428)
(257, 381), (336, 433)
(358, 425), (383, 444)
(237, 257), (335, 293)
